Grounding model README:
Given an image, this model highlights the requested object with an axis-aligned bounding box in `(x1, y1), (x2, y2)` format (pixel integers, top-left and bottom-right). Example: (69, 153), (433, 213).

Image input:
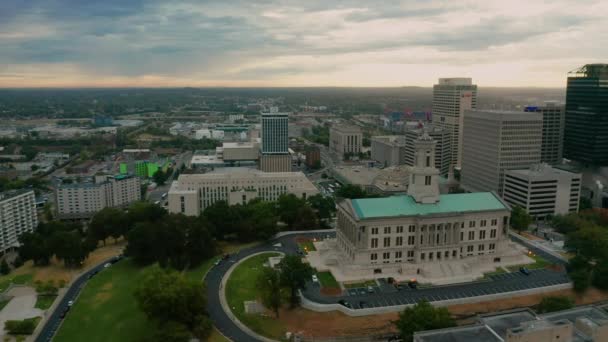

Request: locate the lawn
(298, 241), (317, 252)
(316, 271), (339, 289)
(0, 273), (33, 292)
(343, 280), (377, 289)
(53, 260), (156, 342)
(508, 253), (551, 272)
(53, 241), (257, 342)
(225, 252), (286, 340)
(34, 295), (57, 310)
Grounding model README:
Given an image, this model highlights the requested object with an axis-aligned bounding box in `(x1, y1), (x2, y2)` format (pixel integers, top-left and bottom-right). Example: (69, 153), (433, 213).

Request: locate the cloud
(0, 0), (606, 87)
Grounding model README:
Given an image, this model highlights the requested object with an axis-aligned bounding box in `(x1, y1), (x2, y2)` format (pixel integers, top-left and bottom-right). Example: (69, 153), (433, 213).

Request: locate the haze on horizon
(1, 0), (606, 89)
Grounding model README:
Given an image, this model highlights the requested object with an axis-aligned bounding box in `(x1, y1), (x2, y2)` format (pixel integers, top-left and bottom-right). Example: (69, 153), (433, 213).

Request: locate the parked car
(407, 280), (418, 289)
(104, 263), (112, 268)
(520, 267), (531, 276)
(338, 300), (352, 308)
(312, 274), (319, 283)
(387, 277), (396, 284)
(359, 301), (367, 308)
(214, 259), (222, 266)
(367, 286), (374, 293)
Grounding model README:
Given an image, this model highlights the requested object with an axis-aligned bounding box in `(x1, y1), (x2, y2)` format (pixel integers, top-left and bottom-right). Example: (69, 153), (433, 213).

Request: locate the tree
(0, 260), (10, 275)
(511, 206), (532, 232)
(308, 194), (335, 220)
(18, 232), (52, 266)
(579, 197), (593, 211)
(277, 194), (306, 228)
(50, 230), (90, 267)
(536, 296), (574, 313)
(279, 255), (313, 307)
(257, 267), (282, 318)
(134, 267), (212, 340)
(153, 169), (168, 186)
(126, 201), (167, 230)
(393, 300), (456, 342)
(570, 268), (591, 292)
(292, 205), (319, 231)
(89, 207), (127, 245)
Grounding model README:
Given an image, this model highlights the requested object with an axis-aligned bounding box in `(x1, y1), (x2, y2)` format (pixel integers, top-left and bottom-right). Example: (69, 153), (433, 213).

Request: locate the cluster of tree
(0, 177), (49, 193)
(18, 221), (95, 267)
(302, 125), (329, 146)
(393, 300), (456, 342)
(202, 194), (334, 243)
(535, 296), (574, 314)
(335, 184), (380, 199)
(256, 255), (314, 317)
(134, 267), (212, 342)
(511, 206), (533, 232)
(554, 208), (608, 292)
(152, 167), (172, 186)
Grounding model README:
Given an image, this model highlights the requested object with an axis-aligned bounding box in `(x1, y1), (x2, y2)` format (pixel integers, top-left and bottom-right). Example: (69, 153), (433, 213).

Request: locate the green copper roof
(351, 193), (507, 219)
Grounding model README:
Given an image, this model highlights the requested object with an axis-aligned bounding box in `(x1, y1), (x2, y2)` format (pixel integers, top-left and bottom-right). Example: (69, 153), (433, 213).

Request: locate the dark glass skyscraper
(564, 64), (608, 166)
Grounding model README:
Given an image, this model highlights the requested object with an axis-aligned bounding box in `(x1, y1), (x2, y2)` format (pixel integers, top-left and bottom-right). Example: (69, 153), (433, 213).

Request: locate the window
(426, 156), (431, 167)
(469, 221), (476, 228)
(370, 253), (378, 261)
(407, 251), (414, 258)
(408, 225), (416, 233)
(371, 238), (378, 248)
(460, 231), (464, 241)
(491, 219), (498, 226)
(384, 226), (391, 234)
(489, 243), (496, 250)
(468, 231), (474, 240)
(480, 220), (487, 227)
(452, 250), (457, 257)
(408, 236), (415, 245)
(425, 176), (431, 185)
(372, 227), (378, 235)
(383, 237), (391, 247)
(395, 251), (402, 259)
(467, 246), (474, 252)
(478, 244), (485, 251)
(429, 252), (434, 260)
(490, 229), (497, 238)
(383, 252), (390, 260)
(396, 226), (404, 233)
(420, 253), (425, 260)
(445, 251), (449, 258)
(420, 235), (424, 245)
(479, 230), (486, 239)
(396, 236), (403, 246)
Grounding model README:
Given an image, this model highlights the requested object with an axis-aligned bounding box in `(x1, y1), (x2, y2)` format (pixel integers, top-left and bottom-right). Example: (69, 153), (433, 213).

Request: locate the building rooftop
(507, 163), (581, 179)
(480, 309), (537, 338)
(414, 325), (501, 342)
(350, 192), (507, 219)
(0, 189), (34, 202)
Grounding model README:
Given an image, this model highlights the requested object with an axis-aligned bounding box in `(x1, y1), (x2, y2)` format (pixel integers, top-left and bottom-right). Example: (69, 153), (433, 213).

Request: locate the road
(206, 231), (570, 342)
(35, 257), (120, 342)
(146, 151), (191, 203)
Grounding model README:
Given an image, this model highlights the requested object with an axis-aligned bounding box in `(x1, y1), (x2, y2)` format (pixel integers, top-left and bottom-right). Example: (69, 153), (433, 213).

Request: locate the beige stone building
(330, 124), (363, 158)
(309, 134), (529, 284)
(167, 168), (318, 216)
(55, 174), (141, 219)
(0, 189), (37, 253)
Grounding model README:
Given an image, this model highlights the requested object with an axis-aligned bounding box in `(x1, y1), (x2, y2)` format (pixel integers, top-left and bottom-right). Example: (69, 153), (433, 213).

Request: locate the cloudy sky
(0, 0), (606, 88)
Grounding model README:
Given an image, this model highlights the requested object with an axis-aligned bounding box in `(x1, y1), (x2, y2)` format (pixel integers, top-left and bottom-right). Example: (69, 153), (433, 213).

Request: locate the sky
(0, 0), (606, 88)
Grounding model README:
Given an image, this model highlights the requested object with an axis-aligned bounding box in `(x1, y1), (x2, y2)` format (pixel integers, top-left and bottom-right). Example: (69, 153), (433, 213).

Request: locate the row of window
(369, 219), (499, 235)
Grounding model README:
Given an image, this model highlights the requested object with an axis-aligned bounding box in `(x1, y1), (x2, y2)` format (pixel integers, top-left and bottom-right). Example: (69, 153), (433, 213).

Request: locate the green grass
(316, 271), (339, 289)
(226, 252), (285, 340)
(53, 260), (157, 342)
(508, 253), (551, 272)
(343, 280), (376, 288)
(298, 241), (316, 252)
(34, 295), (57, 310)
(0, 298), (10, 311)
(0, 273), (33, 292)
(481, 267), (508, 279)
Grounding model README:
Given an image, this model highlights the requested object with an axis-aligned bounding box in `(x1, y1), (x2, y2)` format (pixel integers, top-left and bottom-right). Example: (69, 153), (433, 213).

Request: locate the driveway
(0, 286), (43, 336)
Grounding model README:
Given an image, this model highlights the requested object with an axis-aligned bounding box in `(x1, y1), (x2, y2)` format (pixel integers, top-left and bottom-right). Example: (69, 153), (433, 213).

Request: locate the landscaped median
(225, 252), (286, 340)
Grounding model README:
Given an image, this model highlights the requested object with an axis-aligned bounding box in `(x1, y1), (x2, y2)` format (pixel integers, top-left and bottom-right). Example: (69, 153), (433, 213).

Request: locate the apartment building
(330, 124), (363, 158)
(503, 164), (581, 220)
(0, 190), (37, 253)
(168, 168), (319, 216)
(461, 110), (543, 194)
(55, 174), (141, 219)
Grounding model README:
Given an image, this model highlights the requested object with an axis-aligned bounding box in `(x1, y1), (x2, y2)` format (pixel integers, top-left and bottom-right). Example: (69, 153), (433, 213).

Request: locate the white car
(67, 300), (74, 307)
(312, 275), (319, 283)
(104, 263), (112, 268)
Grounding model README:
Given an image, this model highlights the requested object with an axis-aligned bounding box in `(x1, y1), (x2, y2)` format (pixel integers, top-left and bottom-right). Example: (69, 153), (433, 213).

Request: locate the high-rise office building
(260, 107), (291, 172)
(525, 102), (565, 165)
(564, 64), (608, 166)
(403, 125), (451, 176)
(432, 78), (477, 168)
(461, 110), (542, 194)
(0, 189), (37, 253)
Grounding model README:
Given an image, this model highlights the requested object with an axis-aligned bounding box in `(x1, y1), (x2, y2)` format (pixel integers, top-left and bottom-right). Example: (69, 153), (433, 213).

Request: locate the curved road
(205, 231), (570, 342)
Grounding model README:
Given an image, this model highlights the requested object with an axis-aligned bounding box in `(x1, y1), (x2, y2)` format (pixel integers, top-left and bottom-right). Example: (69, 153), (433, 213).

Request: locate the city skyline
(1, 0), (607, 88)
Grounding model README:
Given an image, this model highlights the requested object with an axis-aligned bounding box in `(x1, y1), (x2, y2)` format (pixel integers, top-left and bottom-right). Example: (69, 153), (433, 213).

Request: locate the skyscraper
(432, 78), (477, 168)
(524, 102), (565, 165)
(461, 110), (543, 194)
(564, 64), (608, 166)
(260, 107), (291, 172)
